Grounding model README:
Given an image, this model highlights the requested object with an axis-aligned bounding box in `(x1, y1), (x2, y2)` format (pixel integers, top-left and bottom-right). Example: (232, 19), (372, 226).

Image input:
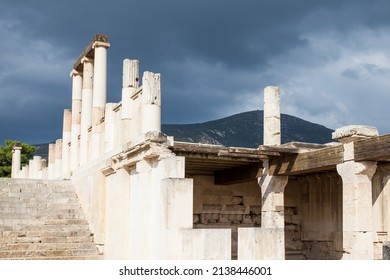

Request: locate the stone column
(263, 86), (281, 146)
(141, 71), (161, 134)
(11, 143), (22, 178)
(260, 161), (288, 254)
(91, 41), (110, 160)
(54, 139), (63, 178)
(33, 156), (43, 179)
(62, 109), (72, 175)
(47, 143), (56, 179)
(333, 125), (379, 259)
(70, 70), (83, 171)
(80, 57), (94, 165)
(121, 59), (139, 144)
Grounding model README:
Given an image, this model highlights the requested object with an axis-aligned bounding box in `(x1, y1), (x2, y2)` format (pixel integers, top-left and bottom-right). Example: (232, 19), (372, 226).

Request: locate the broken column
(263, 86), (281, 146)
(62, 109), (72, 175)
(80, 57), (94, 165)
(11, 143), (22, 178)
(141, 71), (161, 134)
(54, 139), (63, 178)
(47, 143), (56, 179)
(70, 70), (83, 171)
(333, 125), (378, 259)
(121, 59), (139, 144)
(91, 40), (110, 160)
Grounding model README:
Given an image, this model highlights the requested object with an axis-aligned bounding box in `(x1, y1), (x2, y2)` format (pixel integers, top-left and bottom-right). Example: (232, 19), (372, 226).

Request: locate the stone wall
(191, 175), (261, 259)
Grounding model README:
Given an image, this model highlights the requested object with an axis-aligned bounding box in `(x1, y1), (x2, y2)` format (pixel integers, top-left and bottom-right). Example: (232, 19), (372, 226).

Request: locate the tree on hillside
(0, 140), (36, 177)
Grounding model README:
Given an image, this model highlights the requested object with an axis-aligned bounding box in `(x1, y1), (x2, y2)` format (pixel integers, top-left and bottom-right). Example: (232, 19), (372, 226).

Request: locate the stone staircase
(0, 178), (100, 260)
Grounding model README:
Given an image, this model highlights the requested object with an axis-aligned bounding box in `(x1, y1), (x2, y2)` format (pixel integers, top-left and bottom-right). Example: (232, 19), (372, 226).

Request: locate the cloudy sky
(1, 0), (390, 145)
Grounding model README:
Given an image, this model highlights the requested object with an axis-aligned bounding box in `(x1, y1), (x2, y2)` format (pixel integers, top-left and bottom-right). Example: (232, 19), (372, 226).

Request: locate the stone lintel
(332, 125), (378, 143)
(73, 34), (108, 71)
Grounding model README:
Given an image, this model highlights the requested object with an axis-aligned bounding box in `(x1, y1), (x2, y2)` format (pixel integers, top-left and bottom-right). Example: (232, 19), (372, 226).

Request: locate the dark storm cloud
(1, 0), (390, 144)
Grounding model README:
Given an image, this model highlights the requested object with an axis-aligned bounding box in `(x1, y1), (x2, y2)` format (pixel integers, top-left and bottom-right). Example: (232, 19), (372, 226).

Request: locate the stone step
(3, 255), (101, 260)
(0, 178), (99, 260)
(0, 235), (95, 244)
(1, 229), (93, 239)
(0, 248), (98, 259)
(0, 242), (97, 251)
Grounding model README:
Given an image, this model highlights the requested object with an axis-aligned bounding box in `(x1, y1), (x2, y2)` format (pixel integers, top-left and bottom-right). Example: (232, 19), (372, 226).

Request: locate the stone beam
(73, 34), (108, 71)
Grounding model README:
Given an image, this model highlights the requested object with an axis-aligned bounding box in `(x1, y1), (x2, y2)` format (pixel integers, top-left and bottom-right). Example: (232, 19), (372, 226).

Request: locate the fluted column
(263, 86), (281, 146)
(70, 70), (83, 170)
(80, 57), (94, 165)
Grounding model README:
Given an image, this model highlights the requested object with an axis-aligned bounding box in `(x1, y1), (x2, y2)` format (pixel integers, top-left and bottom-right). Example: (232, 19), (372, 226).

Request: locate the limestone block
(192, 229), (231, 260)
(332, 125), (378, 143)
(161, 178), (193, 230)
(238, 227), (285, 259)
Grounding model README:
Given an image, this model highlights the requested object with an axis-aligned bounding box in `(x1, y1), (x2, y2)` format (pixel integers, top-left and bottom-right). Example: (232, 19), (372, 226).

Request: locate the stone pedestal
(11, 144), (22, 178)
(263, 86), (281, 146)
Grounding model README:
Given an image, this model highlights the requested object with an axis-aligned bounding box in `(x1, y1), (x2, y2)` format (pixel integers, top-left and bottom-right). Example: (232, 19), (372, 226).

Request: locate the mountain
(33, 110), (334, 158)
(162, 110), (334, 148)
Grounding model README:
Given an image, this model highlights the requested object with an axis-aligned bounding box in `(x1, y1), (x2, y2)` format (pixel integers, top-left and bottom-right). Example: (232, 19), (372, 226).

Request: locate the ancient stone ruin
(6, 34), (390, 260)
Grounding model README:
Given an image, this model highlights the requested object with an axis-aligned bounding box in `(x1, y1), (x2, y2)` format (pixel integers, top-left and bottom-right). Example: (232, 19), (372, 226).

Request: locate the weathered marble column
(333, 125), (378, 259)
(11, 143), (22, 178)
(54, 139), (63, 178)
(263, 86), (281, 146)
(91, 41), (110, 160)
(70, 70), (83, 170)
(141, 71), (161, 134)
(62, 109), (72, 175)
(47, 143), (56, 179)
(80, 57), (94, 165)
(121, 59), (139, 144)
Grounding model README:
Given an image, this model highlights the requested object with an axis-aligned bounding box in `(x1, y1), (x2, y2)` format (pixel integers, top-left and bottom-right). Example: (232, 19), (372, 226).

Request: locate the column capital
(337, 161), (377, 182)
(70, 69), (82, 78)
(81, 56), (94, 64)
(332, 125), (378, 144)
(12, 143), (22, 151)
(92, 41), (110, 49)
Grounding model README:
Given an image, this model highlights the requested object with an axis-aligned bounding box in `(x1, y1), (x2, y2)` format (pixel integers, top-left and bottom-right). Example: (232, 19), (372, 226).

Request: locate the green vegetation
(0, 140), (36, 178)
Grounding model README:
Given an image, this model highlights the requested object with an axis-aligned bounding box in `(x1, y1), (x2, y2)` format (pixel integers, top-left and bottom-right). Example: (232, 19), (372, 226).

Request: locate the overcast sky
(1, 0), (390, 145)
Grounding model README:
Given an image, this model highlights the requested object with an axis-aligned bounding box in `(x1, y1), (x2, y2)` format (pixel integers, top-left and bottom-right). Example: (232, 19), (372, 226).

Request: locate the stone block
(332, 125), (378, 143)
(237, 227), (284, 259)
